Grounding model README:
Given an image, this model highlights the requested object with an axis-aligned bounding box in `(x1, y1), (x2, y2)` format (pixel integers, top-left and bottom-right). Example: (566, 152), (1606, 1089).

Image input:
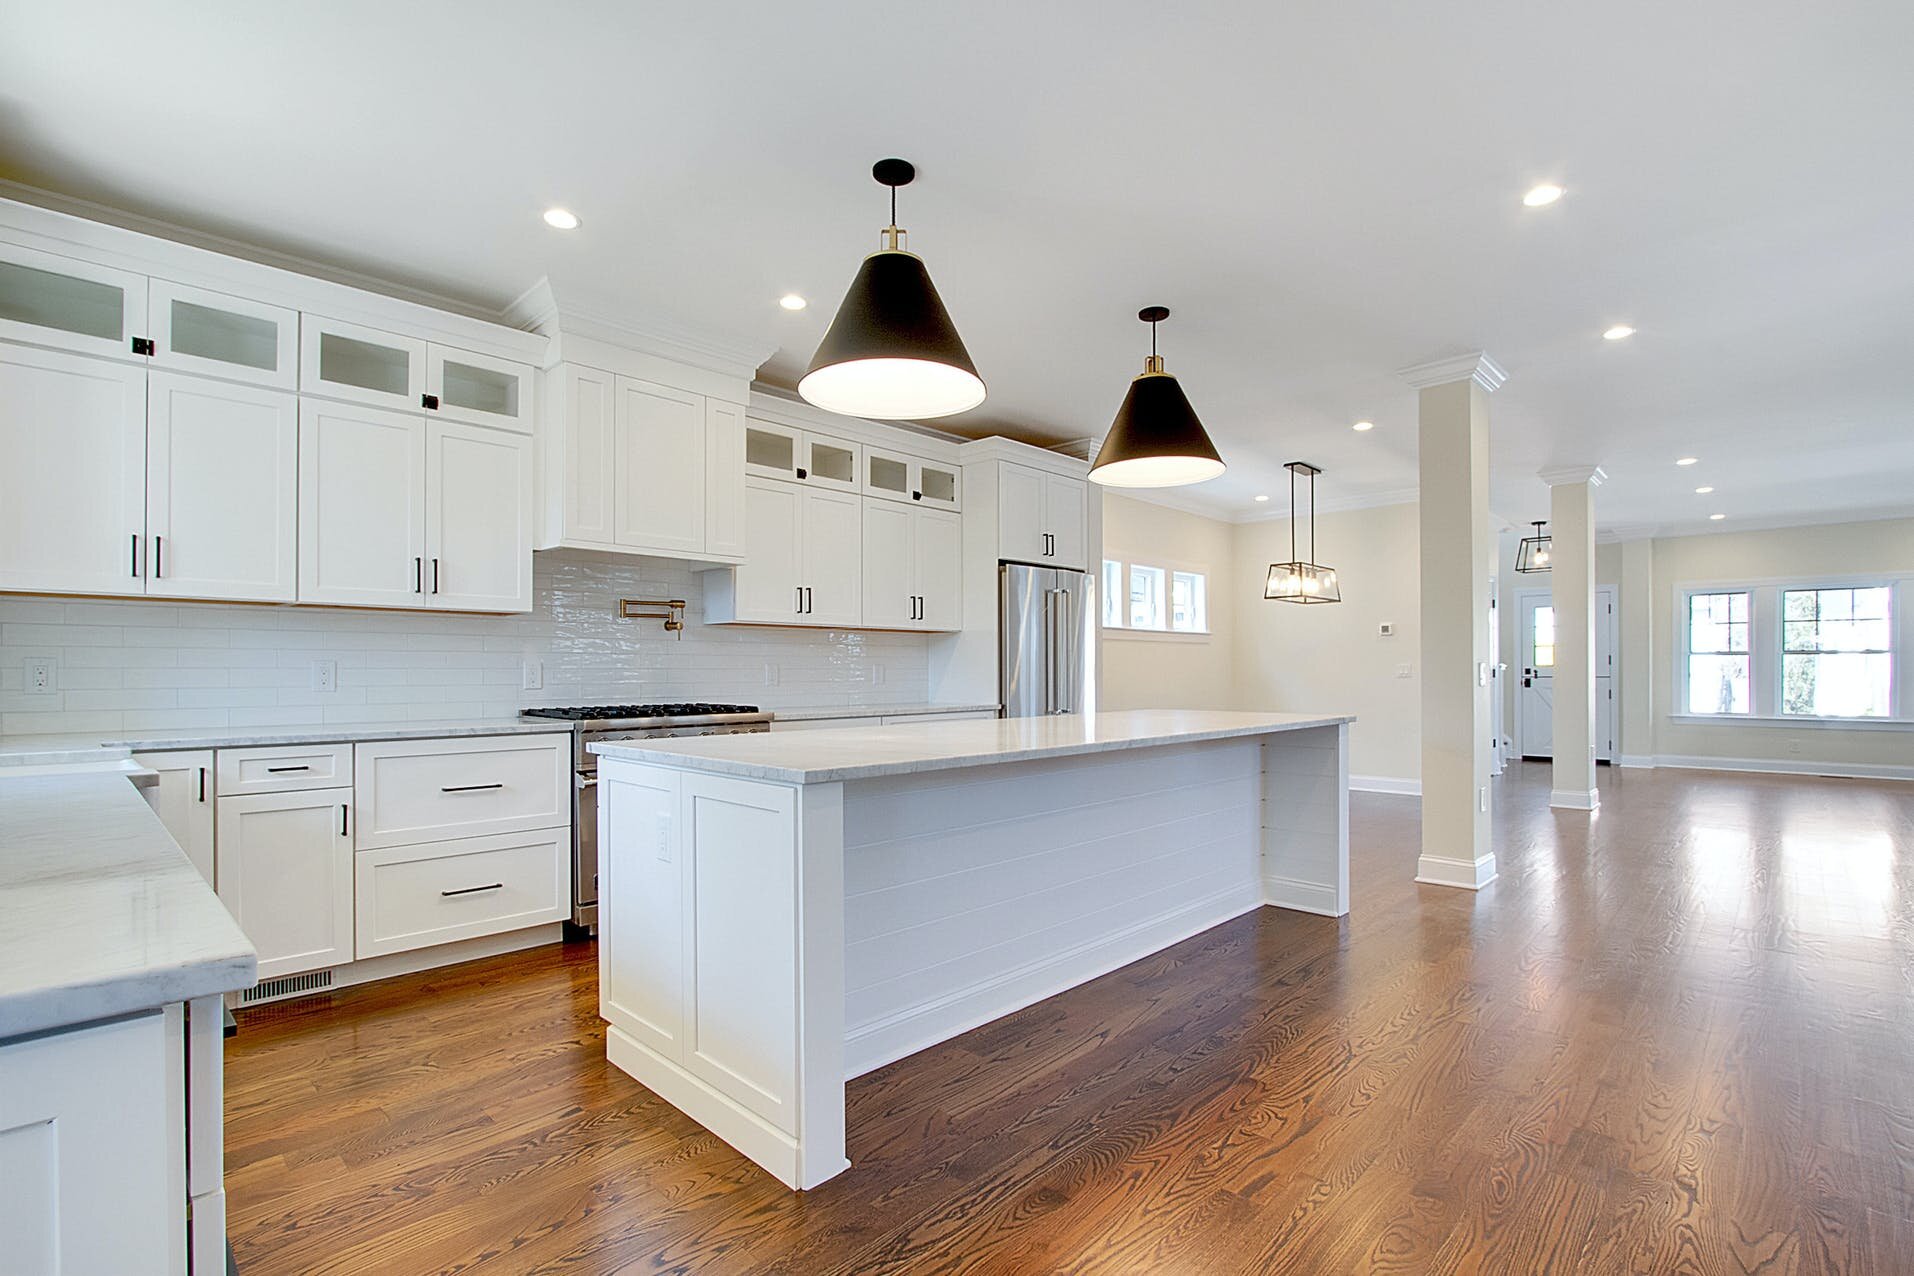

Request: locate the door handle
(440, 782), (504, 793)
(1522, 677), (1532, 688)
(576, 775), (599, 790)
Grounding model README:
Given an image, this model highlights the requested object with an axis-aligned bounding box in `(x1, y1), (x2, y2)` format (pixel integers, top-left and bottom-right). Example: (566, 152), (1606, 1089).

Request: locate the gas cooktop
(522, 703), (764, 722)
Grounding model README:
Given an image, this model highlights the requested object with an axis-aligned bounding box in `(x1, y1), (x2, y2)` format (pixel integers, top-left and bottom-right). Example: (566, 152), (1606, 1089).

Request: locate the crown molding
(505, 277), (776, 381)
(958, 435), (1090, 477)
(1398, 351), (1508, 393)
(1598, 504), (1914, 544)
(1538, 465), (1607, 487)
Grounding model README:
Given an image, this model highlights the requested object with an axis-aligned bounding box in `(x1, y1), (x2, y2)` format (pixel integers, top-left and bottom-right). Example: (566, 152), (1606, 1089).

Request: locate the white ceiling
(5, 0), (1912, 536)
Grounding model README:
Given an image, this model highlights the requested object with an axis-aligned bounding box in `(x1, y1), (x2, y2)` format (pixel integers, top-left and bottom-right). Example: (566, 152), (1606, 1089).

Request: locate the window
(1782, 587), (1893, 717)
(1687, 591), (1751, 715)
(1102, 560), (1123, 627)
(1171, 571), (1207, 633)
(1532, 605), (1556, 668)
(1129, 565), (1166, 630)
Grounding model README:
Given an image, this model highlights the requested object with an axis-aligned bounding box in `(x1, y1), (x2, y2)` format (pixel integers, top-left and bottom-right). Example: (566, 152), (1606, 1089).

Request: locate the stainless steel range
(520, 703), (773, 929)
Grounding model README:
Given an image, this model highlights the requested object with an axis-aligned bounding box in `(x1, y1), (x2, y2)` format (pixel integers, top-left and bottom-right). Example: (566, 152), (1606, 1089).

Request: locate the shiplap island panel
(591, 709), (1353, 1188)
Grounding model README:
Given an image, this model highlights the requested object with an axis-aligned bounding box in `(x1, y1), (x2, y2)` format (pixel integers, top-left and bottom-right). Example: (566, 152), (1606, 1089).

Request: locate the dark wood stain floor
(225, 762), (1914, 1274)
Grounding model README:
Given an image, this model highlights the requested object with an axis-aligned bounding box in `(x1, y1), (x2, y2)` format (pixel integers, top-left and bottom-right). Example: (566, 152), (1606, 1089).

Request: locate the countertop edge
(0, 952), (259, 1043)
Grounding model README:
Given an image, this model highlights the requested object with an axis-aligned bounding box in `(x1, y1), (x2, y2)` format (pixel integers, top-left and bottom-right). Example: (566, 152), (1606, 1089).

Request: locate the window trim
(1100, 557), (1213, 638)
(1673, 576), (1905, 724)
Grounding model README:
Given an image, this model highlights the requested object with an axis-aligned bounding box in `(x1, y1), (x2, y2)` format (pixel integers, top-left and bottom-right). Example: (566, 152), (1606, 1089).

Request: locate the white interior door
(1518, 586), (1617, 761)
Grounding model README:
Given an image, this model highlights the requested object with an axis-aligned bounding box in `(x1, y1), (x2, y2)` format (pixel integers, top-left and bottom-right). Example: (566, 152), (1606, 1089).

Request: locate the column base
(1416, 852), (1498, 890)
(1549, 788), (1600, 811)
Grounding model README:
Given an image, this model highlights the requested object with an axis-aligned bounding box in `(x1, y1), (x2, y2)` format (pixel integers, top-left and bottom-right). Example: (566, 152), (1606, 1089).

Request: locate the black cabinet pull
(432, 558), (440, 594)
(442, 882), (504, 898)
(795, 586), (803, 614)
(912, 491), (922, 501)
(805, 587), (813, 614)
(266, 765), (310, 773)
(131, 533), (140, 578)
(152, 535), (162, 579)
(421, 393), (440, 410)
(340, 803), (350, 836)
(440, 782), (504, 793)
(197, 767), (207, 802)
(415, 557), (423, 594)
(796, 466), (808, 480)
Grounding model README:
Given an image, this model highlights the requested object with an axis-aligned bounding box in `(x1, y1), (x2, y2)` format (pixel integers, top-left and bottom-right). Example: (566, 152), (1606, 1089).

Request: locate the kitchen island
(591, 709), (1352, 1188)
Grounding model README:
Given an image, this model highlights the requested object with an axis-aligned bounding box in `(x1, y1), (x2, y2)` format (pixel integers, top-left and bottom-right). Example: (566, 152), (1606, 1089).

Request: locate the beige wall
(1098, 495), (1237, 710)
(1645, 517), (1914, 771)
(1234, 501), (1424, 783)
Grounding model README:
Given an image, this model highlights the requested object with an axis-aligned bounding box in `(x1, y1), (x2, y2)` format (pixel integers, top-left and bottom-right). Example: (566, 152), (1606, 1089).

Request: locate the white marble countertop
(0, 717), (575, 761)
(0, 771), (257, 1040)
(591, 709), (1354, 784)
(769, 702), (999, 723)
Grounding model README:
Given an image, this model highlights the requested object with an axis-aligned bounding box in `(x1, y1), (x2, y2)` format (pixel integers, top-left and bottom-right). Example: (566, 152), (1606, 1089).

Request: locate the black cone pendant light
(798, 158), (986, 420)
(1089, 307), (1226, 488)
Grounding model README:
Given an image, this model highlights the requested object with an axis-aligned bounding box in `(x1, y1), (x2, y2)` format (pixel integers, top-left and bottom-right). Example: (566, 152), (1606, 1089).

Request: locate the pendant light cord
(1289, 465), (1298, 564)
(1310, 467), (1318, 563)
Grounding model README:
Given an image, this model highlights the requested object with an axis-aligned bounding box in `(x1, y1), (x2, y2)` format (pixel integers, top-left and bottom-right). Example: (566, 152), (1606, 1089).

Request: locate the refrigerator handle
(1042, 588), (1056, 715)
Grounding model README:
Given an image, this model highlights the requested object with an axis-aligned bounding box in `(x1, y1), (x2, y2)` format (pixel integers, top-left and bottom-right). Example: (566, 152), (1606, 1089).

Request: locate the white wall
(0, 550), (931, 737)
(1098, 495), (1236, 710)
(1233, 502), (1423, 786)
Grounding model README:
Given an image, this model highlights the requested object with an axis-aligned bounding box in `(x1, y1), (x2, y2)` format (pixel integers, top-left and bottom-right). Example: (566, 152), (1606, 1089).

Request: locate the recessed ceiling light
(1710, 513), (1726, 521)
(542, 208), (580, 230)
(1694, 485), (1714, 494)
(1254, 494), (1270, 502)
(1523, 183), (1565, 207)
(1603, 324), (1636, 341)
(779, 294), (808, 311)
(1676, 456), (1699, 466)
(1352, 420), (1375, 432)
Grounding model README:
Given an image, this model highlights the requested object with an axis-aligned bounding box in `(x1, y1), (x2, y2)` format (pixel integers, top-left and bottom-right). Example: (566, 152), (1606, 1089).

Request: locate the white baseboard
(1262, 874), (1346, 917)
(1416, 852), (1498, 890)
(843, 883), (1261, 1081)
(1549, 788), (1600, 811)
(1652, 754), (1914, 782)
(1351, 774), (1421, 796)
(233, 923), (564, 1008)
(1617, 754), (1656, 769)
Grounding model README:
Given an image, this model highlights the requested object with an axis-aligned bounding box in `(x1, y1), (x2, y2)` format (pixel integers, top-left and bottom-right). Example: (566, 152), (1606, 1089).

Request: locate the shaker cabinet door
(297, 399), (427, 608)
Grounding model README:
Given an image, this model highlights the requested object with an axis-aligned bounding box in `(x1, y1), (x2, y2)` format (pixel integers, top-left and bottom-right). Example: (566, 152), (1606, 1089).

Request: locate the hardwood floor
(225, 762), (1914, 1274)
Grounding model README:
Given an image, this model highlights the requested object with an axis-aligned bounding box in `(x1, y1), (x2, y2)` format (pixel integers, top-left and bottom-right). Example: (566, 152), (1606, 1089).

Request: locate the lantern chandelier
(1264, 461), (1340, 604)
(1515, 520), (1553, 573)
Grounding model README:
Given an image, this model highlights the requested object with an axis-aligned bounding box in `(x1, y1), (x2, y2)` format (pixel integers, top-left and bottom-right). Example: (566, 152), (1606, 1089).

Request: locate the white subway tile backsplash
(0, 549), (932, 737)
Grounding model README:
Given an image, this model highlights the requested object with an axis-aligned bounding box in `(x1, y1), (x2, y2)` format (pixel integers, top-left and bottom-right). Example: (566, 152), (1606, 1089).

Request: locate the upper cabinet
(744, 418), (862, 492)
(0, 243), (147, 363)
(704, 479), (861, 626)
(998, 461), (1086, 570)
(149, 280), (298, 389)
(424, 344), (533, 432)
(863, 444), (962, 512)
(301, 315), (426, 412)
(536, 361), (744, 565)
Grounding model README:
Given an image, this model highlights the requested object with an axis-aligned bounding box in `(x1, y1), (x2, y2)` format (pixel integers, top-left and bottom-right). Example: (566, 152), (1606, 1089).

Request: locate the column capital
(1398, 352), (1507, 393)
(1539, 465), (1607, 487)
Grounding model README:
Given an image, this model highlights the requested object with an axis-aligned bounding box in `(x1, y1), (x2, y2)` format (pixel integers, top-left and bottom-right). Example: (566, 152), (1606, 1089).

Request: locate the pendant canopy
(1088, 307), (1226, 488)
(1515, 520), (1553, 573)
(1264, 461), (1341, 604)
(798, 158), (986, 421)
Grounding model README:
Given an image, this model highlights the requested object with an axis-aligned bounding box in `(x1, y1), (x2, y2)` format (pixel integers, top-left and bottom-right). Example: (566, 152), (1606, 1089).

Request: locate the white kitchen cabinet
(613, 375), (706, 557)
(300, 314), (426, 412)
(0, 343), (148, 596)
(0, 1012), (187, 1276)
(864, 445), (962, 512)
(216, 786), (355, 980)
(997, 461), (1086, 569)
(744, 416), (862, 492)
(743, 417), (803, 482)
(860, 502), (961, 631)
(135, 750), (216, 887)
(298, 398), (428, 608)
(146, 372), (298, 602)
(705, 398), (748, 560)
(424, 344), (533, 433)
(148, 279), (297, 390)
(539, 362), (616, 549)
(217, 742), (354, 796)
(705, 479), (860, 626)
(0, 241), (147, 362)
(425, 420), (533, 612)
(355, 829), (569, 959)
(352, 733), (569, 851)
(801, 486), (863, 626)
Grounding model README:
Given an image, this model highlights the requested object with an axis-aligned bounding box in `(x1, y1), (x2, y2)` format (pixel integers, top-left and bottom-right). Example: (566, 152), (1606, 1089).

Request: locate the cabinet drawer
(354, 830), (567, 958)
(216, 743), (353, 795)
(353, 734), (569, 849)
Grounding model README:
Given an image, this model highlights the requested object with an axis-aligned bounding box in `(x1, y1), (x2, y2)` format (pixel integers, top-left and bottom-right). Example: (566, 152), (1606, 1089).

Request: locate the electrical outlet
(1787, 738), (1802, 756)
(521, 660), (543, 691)
(312, 660), (338, 693)
(655, 812), (673, 863)
(1479, 786), (1489, 812)
(25, 657), (56, 694)
(871, 664), (886, 686)
(763, 663), (779, 687)
(1396, 663), (1413, 679)
(1378, 622), (1395, 638)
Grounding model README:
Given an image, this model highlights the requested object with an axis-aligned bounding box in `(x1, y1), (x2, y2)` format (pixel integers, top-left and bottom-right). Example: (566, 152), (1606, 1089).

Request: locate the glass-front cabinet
(863, 445), (962, 511)
(424, 344), (533, 433)
(0, 243), (147, 362)
(300, 314), (427, 412)
(149, 279), (298, 389)
(743, 418), (863, 492)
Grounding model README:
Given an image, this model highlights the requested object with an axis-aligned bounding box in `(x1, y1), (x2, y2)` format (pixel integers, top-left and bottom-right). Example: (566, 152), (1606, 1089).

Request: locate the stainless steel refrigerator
(1000, 562), (1087, 717)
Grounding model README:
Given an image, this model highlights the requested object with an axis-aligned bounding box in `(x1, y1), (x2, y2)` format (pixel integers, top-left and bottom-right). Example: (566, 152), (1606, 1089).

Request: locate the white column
(1402, 353), (1505, 890)
(1617, 538), (1655, 767)
(1541, 466), (1604, 809)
